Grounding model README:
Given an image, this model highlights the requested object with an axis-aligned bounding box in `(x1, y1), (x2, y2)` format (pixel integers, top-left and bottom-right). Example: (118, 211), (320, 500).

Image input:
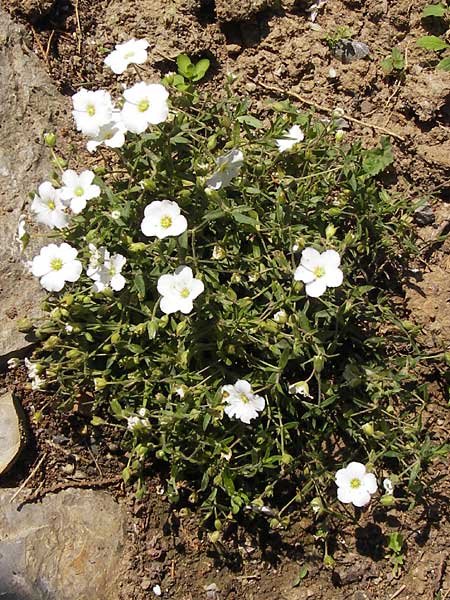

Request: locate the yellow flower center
(350, 478), (361, 489)
(109, 265), (116, 276)
(74, 186), (84, 197)
(87, 104), (96, 117)
(138, 99), (149, 112)
(51, 258), (63, 271)
(124, 51), (135, 59)
(180, 287), (190, 298)
(314, 265), (326, 278)
(160, 215), (172, 229)
(240, 393), (250, 404)
(47, 200), (56, 210)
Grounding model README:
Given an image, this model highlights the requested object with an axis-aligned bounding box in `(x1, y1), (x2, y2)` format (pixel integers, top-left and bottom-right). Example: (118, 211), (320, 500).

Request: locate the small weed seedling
(386, 532), (406, 578)
(417, 3), (450, 71)
(381, 47), (406, 76)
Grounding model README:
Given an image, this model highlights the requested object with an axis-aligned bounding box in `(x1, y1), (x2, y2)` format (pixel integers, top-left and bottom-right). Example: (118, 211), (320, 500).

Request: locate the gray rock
(333, 39), (370, 63)
(0, 8), (66, 363)
(0, 391), (25, 474)
(0, 488), (127, 600)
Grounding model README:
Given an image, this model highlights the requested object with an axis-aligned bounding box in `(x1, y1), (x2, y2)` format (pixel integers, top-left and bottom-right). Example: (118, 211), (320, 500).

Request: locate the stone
(0, 7), (66, 364)
(0, 488), (127, 599)
(215, 0), (277, 22)
(0, 391), (25, 474)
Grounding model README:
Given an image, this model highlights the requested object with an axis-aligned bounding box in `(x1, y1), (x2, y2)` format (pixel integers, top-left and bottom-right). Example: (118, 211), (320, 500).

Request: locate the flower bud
(323, 554), (335, 568)
(281, 453), (293, 465)
(17, 317), (33, 333)
(361, 422), (375, 437)
(129, 242), (147, 253)
(335, 129), (345, 142)
(311, 497), (324, 515)
(313, 355), (325, 373)
(52, 156), (67, 169)
(140, 178), (156, 191)
(94, 377), (108, 390)
(325, 224), (337, 240)
(43, 132), (56, 147)
(380, 494), (395, 507)
(208, 531), (221, 543)
(212, 245), (226, 260)
(43, 335), (59, 350)
(93, 165), (106, 176)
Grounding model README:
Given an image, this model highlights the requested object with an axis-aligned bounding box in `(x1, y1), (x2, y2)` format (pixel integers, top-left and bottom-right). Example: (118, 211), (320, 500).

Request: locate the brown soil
(3, 0), (450, 599)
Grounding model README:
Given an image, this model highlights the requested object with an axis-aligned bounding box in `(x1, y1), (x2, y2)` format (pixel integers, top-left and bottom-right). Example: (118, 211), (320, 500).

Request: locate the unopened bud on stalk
(325, 224), (337, 240)
(43, 132), (56, 147)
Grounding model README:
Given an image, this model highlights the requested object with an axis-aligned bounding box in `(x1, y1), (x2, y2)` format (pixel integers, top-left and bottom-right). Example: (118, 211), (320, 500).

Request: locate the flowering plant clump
(22, 47), (444, 530)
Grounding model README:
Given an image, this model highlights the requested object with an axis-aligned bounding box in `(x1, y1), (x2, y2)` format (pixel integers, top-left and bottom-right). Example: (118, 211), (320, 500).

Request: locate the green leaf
(391, 47), (405, 69)
(236, 115), (264, 128)
(176, 54), (193, 76)
(362, 137), (394, 176)
(417, 35), (449, 51)
(192, 58), (210, 82)
(437, 55), (450, 70)
(232, 211), (259, 227)
(422, 4), (447, 18)
(381, 57), (394, 74)
(292, 565), (309, 587)
(134, 273), (146, 298)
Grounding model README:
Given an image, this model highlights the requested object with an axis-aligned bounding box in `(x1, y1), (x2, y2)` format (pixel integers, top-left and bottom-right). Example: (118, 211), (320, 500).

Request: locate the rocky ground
(0, 0), (449, 598)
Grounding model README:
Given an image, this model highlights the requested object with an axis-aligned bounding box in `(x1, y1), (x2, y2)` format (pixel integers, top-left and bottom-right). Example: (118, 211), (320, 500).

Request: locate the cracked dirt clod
(7, 0), (54, 20)
(215, 0), (278, 22)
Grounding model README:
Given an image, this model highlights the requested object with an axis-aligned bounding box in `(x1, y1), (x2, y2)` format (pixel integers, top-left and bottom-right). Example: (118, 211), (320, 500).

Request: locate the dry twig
(9, 452), (48, 503)
(254, 79), (406, 142)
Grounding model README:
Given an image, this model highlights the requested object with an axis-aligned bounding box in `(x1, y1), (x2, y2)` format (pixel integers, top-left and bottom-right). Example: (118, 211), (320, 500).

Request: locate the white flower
(30, 181), (69, 230)
(7, 358), (20, 370)
(294, 247), (343, 298)
(274, 309), (287, 324)
(65, 324), (74, 334)
(111, 210), (121, 219)
(87, 245), (126, 292)
(221, 379), (265, 424)
(127, 414), (150, 431)
(104, 38), (149, 74)
(86, 114), (127, 152)
(25, 358), (46, 390)
(206, 149), (243, 191)
(276, 125), (305, 152)
(16, 214), (29, 252)
(335, 462), (377, 507)
(157, 266), (204, 315)
(306, 0), (327, 22)
(175, 386), (186, 399)
(31, 243), (82, 292)
(121, 82), (169, 134)
(60, 169), (101, 214)
(141, 200), (187, 239)
(72, 89), (114, 137)
(383, 478), (394, 495)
